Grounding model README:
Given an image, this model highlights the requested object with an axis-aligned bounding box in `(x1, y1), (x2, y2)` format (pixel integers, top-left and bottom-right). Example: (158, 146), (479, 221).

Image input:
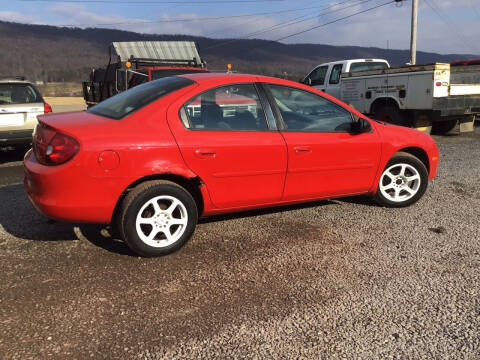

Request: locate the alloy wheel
(135, 195), (188, 247)
(379, 163), (421, 203)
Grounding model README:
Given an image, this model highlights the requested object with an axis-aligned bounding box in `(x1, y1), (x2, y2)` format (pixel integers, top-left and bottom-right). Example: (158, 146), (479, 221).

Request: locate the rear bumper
(24, 150), (118, 223)
(433, 95), (480, 117)
(0, 129), (33, 145)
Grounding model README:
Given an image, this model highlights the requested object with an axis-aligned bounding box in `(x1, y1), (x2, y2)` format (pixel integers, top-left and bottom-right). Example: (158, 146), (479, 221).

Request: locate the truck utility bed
(342, 63), (480, 97)
(340, 62), (480, 133)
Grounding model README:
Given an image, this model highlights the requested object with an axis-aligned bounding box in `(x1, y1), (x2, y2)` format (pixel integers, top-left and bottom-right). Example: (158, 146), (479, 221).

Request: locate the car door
(305, 65), (329, 92)
(325, 63), (344, 100)
(167, 82), (287, 209)
(263, 83), (381, 201)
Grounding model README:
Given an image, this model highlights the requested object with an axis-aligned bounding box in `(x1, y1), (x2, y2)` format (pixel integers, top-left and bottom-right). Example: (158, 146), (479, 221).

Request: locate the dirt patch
(44, 97), (85, 106)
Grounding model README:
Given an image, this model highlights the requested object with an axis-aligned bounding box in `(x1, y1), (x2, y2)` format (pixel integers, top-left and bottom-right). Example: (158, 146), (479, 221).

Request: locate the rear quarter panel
(37, 84), (201, 222)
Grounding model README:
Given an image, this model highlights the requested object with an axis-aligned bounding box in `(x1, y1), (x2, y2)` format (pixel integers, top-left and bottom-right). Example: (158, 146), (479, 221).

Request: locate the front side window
(267, 84), (353, 132)
(183, 84), (268, 131)
(0, 83), (42, 105)
(88, 76), (194, 120)
(308, 66), (328, 86)
(329, 64), (343, 85)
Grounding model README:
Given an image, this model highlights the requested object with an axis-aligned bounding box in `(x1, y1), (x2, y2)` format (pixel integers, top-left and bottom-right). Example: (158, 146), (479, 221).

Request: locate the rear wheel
(432, 119), (457, 135)
(374, 153), (428, 207)
(120, 180), (198, 257)
(374, 105), (407, 126)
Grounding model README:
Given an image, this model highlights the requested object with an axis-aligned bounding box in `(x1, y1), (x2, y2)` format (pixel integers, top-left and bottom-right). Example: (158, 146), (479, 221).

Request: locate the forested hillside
(1, 20), (478, 82)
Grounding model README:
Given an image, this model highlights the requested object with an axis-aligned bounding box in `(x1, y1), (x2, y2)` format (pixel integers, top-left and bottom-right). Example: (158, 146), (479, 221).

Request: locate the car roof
(318, 59), (389, 67)
(0, 78), (34, 85)
(179, 72), (290, 85)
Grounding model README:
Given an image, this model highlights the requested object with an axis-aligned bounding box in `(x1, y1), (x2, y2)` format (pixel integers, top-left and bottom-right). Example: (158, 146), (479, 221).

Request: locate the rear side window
(182, 84), (268, 131)
(88, 76), (194, 120)
(349, 62), (388, 72)
(0, 83), (42, 104)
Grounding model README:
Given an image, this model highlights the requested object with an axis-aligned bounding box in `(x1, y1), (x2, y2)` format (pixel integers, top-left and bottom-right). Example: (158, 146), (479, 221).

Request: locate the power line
(424, 0), (479, 53)
(203, 0), (374, 50)
(274, 0), (394, 41)
(217, 0), (395, 62)
(204, 0), (340, 37)
(57, 3), (339, 27)
(254, 0), (376, 41)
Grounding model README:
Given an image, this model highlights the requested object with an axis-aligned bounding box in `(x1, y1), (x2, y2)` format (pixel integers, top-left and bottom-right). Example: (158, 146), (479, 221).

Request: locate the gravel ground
(0, 130), (479, 359)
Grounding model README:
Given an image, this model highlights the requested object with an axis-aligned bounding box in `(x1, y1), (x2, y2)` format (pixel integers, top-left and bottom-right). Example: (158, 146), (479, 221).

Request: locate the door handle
(195, 149), (216, 158)
(294, 146), (311, 153)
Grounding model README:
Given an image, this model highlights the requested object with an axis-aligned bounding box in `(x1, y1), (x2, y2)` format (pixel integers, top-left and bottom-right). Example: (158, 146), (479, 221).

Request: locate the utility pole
(410, 0), (418, 65)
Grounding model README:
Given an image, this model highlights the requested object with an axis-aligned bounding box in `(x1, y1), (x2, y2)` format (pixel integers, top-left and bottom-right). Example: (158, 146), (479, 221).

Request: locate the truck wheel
(120, 180), (198, 257)
(432, 120), (457, 135)
(374, 153), (428, 208)
(373, 105), (406, 126)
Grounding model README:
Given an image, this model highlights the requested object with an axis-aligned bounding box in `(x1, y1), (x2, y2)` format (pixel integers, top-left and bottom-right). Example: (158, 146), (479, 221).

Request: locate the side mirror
(301, 77), (312, 86)
(351, 117), (371, 134)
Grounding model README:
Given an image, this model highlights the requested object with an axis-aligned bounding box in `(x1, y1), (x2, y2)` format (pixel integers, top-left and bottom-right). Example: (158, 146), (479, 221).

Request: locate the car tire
(119, 180), (198, 257)
(432, 119), (457, 135)
(374, 152), (428, 208)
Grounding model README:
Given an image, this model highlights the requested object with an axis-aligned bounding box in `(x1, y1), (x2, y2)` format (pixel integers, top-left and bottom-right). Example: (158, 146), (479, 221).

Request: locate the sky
(1, 0), (480, 55)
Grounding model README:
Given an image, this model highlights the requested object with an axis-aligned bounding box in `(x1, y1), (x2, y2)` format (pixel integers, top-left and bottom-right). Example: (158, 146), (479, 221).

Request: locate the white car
(0, 77), (52, 146)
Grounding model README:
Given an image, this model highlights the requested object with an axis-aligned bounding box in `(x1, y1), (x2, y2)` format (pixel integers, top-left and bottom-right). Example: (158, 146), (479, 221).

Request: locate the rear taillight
(44, 103), (52, 114)
(33, 123), (79, 165)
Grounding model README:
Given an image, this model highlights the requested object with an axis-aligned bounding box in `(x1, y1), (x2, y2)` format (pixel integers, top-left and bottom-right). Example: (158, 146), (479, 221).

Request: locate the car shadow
(335, 194), (378, 206)
(0, 183), (135, 256)
(0, 184), (376, 256)
(199, 199), (335, 224)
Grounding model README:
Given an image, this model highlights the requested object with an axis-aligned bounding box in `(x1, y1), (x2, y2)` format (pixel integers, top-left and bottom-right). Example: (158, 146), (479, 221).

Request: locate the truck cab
(302, 59), (390, 99)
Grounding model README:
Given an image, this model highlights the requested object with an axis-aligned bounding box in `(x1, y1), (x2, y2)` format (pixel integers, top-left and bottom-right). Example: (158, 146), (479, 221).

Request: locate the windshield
(87, 76), (194, 120)
(0, 83), (42, 105)
(350, 62), (389, 72)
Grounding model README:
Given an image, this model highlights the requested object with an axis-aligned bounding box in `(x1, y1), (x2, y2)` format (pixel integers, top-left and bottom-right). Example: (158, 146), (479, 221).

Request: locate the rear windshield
(0, 83), (42, 105)
(349, 62), (389, 72)
(87, 76), (194, 120)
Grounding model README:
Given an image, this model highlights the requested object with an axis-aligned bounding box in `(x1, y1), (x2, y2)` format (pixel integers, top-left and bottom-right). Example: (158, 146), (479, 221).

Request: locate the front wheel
(374, 153), (428, 207)
(119, 180), (198, 257)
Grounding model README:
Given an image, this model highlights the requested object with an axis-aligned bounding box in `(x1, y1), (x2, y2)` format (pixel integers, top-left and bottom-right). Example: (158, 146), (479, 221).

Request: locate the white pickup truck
(302, 59), (480, 134)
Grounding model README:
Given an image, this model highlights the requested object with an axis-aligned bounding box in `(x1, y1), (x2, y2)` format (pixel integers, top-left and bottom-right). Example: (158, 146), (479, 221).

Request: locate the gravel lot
(0, 129), (479, 359)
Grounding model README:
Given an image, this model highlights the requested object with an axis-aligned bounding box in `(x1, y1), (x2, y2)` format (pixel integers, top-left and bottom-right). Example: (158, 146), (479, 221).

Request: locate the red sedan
(24, 73), (439, 257)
